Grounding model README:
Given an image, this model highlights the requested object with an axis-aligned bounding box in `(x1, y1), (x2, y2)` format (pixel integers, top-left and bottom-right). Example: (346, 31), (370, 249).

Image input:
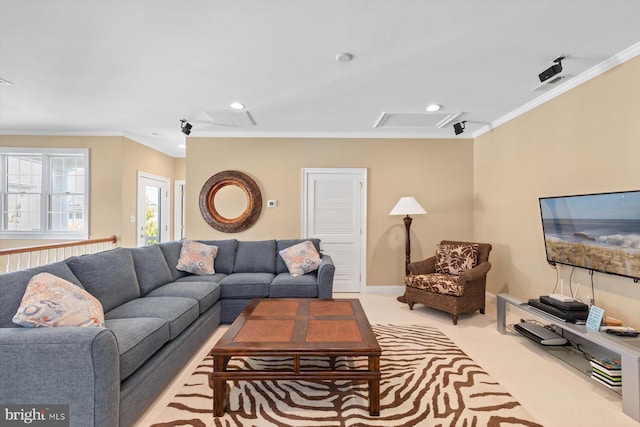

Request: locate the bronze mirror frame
(199, 170), (262, 233)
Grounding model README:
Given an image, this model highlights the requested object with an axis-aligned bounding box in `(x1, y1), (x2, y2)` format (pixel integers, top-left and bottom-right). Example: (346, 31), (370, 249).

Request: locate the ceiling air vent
(374, 112), (461, 128)
(203, 110), (256, 127)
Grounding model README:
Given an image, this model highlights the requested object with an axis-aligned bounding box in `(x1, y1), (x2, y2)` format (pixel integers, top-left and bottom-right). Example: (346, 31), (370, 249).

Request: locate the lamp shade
(389, 197), (427, 216)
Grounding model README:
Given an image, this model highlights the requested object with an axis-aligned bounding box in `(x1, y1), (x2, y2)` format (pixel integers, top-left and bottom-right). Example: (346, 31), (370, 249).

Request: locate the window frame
(0, 147), (90, 240)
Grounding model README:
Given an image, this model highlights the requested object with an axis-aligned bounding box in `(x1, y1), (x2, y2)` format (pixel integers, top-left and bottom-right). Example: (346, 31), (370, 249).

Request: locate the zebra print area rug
(150, 324), (542, 427)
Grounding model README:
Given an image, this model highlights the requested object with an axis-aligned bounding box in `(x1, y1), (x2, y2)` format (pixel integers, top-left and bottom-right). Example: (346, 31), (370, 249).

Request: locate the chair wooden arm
(407, 256), (436, 275)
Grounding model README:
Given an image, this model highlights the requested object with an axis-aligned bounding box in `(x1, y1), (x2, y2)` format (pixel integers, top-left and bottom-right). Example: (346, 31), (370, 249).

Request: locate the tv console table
(497, 293), (640, 422)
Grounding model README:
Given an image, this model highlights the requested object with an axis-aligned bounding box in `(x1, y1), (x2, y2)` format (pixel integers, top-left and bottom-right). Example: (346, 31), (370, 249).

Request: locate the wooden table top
(212, 299), (381, 356)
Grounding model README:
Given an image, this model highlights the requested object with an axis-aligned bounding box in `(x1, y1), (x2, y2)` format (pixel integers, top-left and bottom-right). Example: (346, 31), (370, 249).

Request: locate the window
(1, 148), (89, 239)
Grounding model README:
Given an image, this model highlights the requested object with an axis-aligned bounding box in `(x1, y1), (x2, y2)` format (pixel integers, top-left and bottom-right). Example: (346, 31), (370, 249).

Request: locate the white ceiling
(1, 0), (639, 158)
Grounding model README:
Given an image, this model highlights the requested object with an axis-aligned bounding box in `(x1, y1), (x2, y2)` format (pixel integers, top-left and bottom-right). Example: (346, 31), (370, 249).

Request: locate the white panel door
(303, 168), (366, 293)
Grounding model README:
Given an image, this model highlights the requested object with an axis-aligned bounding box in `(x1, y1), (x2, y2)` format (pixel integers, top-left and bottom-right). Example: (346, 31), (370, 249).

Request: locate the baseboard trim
(361, 287), (498, 301)
(364, 285), (405, 295)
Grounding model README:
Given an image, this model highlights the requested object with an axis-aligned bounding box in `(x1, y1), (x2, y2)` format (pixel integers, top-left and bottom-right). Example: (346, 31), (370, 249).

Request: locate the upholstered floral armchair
(403, 240), (492, 325)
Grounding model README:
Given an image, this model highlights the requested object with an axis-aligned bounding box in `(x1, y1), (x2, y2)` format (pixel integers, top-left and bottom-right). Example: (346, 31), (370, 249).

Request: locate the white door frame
(302, 168), (367, 292)
(174, 180), (185, 240)
(137, 171), (170, 247)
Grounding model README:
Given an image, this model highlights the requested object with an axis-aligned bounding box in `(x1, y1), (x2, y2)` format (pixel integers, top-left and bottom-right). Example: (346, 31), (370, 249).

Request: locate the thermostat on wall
(267, 200), (278, 208)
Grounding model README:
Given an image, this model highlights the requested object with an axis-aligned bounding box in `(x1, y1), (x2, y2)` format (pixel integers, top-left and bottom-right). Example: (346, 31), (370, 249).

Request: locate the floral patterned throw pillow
(176, 240), (218, 275)
(13, 272), (104, 327)
(434, 244), (479, 276)
(278, 241), (323, 277)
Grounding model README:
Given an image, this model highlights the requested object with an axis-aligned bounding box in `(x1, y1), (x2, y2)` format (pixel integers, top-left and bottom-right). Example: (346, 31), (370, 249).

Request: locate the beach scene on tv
(540, 191), (640, 280)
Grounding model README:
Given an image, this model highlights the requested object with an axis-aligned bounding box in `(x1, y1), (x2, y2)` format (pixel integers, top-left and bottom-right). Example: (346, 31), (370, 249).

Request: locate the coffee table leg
(213, 355), (227, 417)
(368, 355), (380, 416)
(329, 356), (336, 370)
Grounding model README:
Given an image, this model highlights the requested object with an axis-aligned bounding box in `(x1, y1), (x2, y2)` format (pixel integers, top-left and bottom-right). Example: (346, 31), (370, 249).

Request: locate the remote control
(606, 329), (640, 337)
(601, 326), (636, 332)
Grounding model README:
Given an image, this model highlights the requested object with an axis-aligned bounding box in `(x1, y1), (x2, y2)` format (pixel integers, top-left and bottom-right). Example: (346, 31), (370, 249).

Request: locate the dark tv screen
(539, 190), (640, 280)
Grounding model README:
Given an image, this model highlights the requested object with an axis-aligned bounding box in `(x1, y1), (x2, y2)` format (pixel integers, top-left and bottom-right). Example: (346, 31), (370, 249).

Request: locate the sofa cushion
(105, 317), (169, 381)
(233, 240), (277, 273)
(157, 241), (189, 281)
(67, 248), (141, 313)
(105, 297), (198, 340)
(270, 272), (318, 298)
(13, 272), (105, 328)
(197, 239), (238, 274)
(176, 240), (218, 275)
(145, 282), (220, 314)
(218, 273), (273, 298)
(435, 244), (479, 276)
(276, 239), (321, 274)
(130, 245), (173, 294)
(0, 261), (82, 328)
(278, 240), (322, 277)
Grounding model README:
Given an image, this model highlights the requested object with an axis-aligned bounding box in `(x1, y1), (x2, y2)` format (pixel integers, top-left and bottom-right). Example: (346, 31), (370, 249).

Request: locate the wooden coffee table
(211, 298), (381, 416)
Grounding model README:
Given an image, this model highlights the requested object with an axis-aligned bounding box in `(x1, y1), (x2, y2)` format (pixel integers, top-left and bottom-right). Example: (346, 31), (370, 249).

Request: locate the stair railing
(0, 235), (118, 273)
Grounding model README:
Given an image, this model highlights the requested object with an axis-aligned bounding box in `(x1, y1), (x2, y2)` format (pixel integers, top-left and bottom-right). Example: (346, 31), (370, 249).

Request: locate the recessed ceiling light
(230, 102), (245, 110)
(178, 144), (186, 148)
(426, 104), (442, 112)
(336, 52), (353, 62)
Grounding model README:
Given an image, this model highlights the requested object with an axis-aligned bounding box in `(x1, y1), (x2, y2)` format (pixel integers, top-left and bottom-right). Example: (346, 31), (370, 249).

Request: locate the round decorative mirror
(199, 170), (262, 233)
(213, 185), (248, 219)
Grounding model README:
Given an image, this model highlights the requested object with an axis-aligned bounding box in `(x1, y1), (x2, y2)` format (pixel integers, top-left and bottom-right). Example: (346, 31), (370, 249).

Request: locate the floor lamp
(389, 197), (427, 275)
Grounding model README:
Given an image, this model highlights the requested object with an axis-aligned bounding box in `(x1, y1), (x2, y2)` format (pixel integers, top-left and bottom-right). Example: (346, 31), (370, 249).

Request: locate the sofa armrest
(0, 327), (120, 427)
(317, 254), (335, 299)
(457, 261), (492, 285)
(408, 256), (437, 275)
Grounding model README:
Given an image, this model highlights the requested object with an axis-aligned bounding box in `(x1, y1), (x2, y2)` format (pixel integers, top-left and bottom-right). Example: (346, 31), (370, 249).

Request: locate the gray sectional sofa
(0, 238), (335, 427)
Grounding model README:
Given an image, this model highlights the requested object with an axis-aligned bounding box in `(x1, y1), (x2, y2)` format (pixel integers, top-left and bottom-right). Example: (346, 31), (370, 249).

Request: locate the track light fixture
(180, 119), (192, 135)
(538, 56), (565, 83)
(453, 121), (466, 135)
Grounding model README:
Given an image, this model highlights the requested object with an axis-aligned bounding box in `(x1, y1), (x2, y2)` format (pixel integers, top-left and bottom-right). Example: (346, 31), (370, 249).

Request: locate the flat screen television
(539, 190), (640, 281)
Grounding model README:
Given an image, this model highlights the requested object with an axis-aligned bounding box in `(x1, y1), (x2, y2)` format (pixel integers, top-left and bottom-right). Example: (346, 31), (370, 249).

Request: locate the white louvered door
(303, 168), (367, 293)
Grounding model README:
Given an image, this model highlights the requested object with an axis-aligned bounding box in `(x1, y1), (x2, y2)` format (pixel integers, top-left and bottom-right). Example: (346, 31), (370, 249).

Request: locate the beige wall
(173, 158), (186, 181)
(185, 137), (474, 286)
(474, 55), (640, 326)
(0, 135), (176, 250)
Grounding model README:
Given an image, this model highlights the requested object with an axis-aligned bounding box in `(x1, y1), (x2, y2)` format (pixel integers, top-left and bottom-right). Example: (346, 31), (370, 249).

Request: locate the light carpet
(150, 324), (542, 427)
